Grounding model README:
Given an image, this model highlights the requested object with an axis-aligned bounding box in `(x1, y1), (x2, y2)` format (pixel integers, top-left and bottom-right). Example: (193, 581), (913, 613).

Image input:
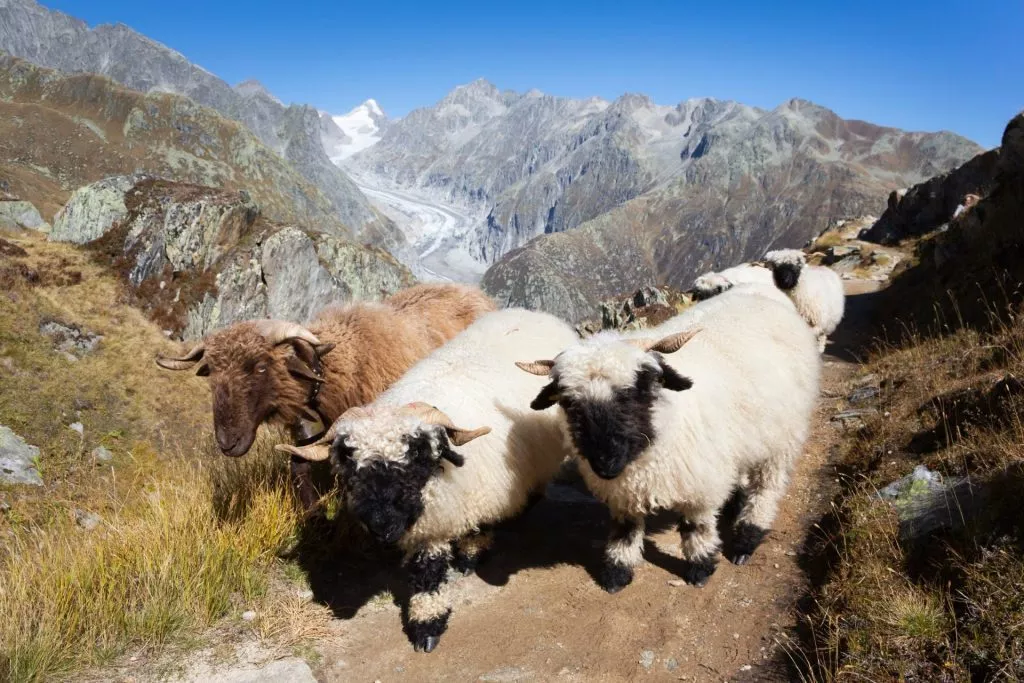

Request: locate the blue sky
(45, 0), (1023, 147)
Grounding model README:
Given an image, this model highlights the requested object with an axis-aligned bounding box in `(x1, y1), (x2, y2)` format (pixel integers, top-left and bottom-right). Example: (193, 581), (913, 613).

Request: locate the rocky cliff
(0, 0), (389, 239)
(57, 177), (413, 339)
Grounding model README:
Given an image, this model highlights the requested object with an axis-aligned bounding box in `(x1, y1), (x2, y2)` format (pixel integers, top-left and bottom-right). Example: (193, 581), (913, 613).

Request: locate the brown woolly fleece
(159, 283), (495, 460)
(273, 283), (497, 433)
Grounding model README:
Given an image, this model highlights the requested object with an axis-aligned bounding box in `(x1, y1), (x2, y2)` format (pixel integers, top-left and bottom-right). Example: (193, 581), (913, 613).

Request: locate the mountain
(0, 53), (349, 233)
(0, 0), (391, 240)
(325, 99), (387, 162)
(346, 82), (982, 316)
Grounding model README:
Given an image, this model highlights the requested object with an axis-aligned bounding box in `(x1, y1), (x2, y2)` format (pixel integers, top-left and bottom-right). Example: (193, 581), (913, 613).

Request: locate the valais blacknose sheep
(518, 286), (820, 593)
(691, 262), (775, 301)
(278, 309), (577, 652)
(156, 283), (495, 508)
(763, 249), (845, 352)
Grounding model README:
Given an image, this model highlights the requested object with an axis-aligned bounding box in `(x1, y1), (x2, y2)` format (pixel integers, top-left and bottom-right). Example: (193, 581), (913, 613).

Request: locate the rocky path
(286, 283), (878, 683)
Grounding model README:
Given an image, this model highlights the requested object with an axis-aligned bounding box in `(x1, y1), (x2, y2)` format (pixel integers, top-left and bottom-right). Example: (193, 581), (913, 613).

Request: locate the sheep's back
(584, 291), (820, 516)
(382, 309), (577, 545)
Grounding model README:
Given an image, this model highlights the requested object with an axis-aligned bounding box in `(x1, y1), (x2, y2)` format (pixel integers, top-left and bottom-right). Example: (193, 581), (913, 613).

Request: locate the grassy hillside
(793, 114), (1024, 681)
(0, 228), (329, 681)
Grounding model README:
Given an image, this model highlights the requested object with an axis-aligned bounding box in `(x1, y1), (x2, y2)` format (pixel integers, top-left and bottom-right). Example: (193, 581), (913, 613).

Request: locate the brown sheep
(155, 283), (496, 508)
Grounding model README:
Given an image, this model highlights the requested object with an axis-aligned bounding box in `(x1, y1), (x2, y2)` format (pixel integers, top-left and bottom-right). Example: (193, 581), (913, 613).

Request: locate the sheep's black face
(334, 431), (454, 545)
(772, 261), (802, 291)
(533, 359), (693, 480)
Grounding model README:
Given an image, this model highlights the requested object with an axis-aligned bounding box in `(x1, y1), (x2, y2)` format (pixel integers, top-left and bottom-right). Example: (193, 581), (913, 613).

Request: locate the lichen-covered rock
(38, 319), (102, 357)
(118, 181), (259, 286)
(261, 227), (348, 322)
(314, 234), (415, 302)
(182, 228), (414, 338)
(50, 175), (143, 244)
(0, 425), (42, 486)
(66, 178), (418, 340)
(0, 200), (49, 232)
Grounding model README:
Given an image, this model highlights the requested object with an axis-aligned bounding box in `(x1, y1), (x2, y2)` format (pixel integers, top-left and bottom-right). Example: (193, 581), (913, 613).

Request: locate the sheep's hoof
(681, 557), (717, 587)
(598, 563), (633, 593)
(728, 522), (768, 565)
(414, 635), (440, 653)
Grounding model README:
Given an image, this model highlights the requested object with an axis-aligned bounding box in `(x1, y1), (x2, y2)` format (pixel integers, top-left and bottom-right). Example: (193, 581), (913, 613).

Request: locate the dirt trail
(292, 282), (880, 683)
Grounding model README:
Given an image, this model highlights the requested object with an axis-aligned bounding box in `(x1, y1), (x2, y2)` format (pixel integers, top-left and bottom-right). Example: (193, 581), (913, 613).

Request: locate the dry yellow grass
(0, 450), (300, 682)
(796, 309), (1024, 681)
(0, 230), (328, 682)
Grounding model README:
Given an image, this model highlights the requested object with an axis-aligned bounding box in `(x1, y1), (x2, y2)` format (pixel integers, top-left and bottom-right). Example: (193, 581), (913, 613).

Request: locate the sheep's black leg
(405, 543), (453, 653)
(452, 527), (493, 575)
(678, 509), (721, 587)
(599, 515), (644, 593)
(729, 522), (769, 566)
(288, 455), (320, 512)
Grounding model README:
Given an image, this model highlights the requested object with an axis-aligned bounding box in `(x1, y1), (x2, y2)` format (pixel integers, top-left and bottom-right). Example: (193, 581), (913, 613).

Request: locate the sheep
(155, 283), (496, 509)
(517, 285), (821, 593)
(691, 262), (775, 301)
(278, 308), (578, 653)
(763, 249), (845, 352)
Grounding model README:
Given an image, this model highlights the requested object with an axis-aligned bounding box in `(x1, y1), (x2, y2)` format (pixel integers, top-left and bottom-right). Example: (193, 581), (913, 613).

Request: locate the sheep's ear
(435, 439), (467, 467)
(530, 381), (561, 410)
(516, 360), (554, 376)
(315, 342), (336, 358)
(657, 359), (693, 392)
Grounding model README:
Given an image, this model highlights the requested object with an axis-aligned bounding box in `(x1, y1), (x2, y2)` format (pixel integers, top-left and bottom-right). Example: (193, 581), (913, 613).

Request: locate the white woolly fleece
(764, 248), (806, 268)
(552, 286), (821, 527)
(765, 249), (845, 350)
(330, 308), (578, 554)
(693, 263), (775, 299)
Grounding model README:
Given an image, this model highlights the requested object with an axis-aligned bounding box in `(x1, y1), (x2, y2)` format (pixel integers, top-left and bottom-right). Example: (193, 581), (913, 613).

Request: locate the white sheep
(278, 308), (578, 653)
(763, 249), (845, 352)
(517, 286), (821, 593)
(692, 262), (775, 301)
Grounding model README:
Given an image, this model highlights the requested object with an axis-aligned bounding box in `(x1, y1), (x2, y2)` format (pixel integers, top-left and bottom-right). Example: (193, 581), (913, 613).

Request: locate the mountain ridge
(0, 0), (392, 240)
(346, 81), (980, 293)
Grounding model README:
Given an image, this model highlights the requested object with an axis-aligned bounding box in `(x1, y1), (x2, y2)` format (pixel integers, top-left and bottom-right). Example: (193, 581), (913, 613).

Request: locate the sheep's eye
(255, 362), (268, 374)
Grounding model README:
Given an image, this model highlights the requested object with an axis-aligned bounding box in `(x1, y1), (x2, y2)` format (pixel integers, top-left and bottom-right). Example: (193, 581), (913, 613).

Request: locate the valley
(353, 178), (487, 282)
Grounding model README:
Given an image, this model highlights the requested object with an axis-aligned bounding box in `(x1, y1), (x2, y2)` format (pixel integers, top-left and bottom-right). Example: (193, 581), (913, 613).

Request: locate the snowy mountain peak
(324, 99), (389, 162)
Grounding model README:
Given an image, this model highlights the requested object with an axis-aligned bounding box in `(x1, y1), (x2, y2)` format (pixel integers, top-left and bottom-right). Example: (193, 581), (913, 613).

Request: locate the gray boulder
(261, 227), (348, 323)
(0, 199), (49, 232)
(0, 425), (42, 486)
(50, 175), (142, 244)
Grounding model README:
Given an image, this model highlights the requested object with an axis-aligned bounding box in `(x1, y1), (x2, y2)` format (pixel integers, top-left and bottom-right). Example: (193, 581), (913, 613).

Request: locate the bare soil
(276, 283), (880, 683)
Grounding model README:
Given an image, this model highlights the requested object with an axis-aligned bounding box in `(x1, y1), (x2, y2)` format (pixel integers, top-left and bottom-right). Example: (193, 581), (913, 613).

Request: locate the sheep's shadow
(289, 517), (409, 620)
(824, 285), (889, 363)
(475, 476), (750, 589)
(288, 468), (751, 619)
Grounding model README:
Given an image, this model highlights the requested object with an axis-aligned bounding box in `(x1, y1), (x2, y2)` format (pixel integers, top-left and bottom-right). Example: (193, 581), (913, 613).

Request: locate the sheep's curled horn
(403, 401), (492, 449)
(274, 403), (491, 463)
(515, 329), (701, 377)
(153, 320), (335, 376)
